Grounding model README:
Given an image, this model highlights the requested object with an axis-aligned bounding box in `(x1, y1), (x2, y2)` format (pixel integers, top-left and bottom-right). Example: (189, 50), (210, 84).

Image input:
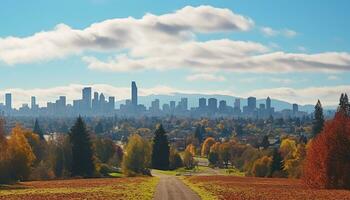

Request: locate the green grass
(181, 177), (218, 200)
(108, 172), (124, 178)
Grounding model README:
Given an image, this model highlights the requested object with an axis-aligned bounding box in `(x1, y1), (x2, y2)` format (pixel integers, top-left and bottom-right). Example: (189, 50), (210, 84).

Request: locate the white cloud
(261, 27), (297, 38)
(0, 6), (349, 74)
(0, 5), (253, 65)
(186, 73), (226, 82)
(269, 78), (294, 84)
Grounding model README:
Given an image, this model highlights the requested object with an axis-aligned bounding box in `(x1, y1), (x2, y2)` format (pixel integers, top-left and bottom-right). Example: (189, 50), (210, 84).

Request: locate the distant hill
(117, 93), (336, 113)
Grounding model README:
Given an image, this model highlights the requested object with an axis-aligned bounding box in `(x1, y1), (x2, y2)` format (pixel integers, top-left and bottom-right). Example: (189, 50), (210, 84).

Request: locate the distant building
(208, 98), (218, 113)
(219, 100), (227, 113)
(131, 81), (138, 107)
(293, 103), (298, 114)
(82, 87), (92, 111)
(234, 98), (241, 115)
(5, 93), (12, 110)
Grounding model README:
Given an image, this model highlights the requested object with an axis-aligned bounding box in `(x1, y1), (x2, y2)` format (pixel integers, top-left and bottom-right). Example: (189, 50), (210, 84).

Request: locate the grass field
(185, 176), (350, 200)
(0, 177), (159, 200)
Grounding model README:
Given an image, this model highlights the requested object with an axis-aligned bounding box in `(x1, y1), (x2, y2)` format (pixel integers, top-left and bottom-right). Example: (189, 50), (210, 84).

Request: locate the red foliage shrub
(303, 113), (350, 189)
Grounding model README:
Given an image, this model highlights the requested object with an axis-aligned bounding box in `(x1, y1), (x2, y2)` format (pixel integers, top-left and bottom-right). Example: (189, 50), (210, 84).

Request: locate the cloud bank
(0, 6), (349, 73)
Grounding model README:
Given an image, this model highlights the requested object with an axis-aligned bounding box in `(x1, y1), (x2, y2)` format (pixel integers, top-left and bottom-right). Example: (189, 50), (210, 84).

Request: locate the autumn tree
(122, 134), (151, 176)
(69, 117), (95, 177)
(7, 125), (36, 181)
(312, 100), (324, 137)
(151, 124), (170, 170)
(219, 142), (231, 168)
(185, 144), (196, 156)
(252, 156), (272, 177)
(201, 137), (215, 157)
(169, 146), (183, 170)
(94, 137), (116, 163)
(304, 113), (350, 189)
(183, 150), (195, 169)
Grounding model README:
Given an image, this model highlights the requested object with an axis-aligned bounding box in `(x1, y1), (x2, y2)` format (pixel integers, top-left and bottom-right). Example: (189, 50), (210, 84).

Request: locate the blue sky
(0, 0), (349, 107)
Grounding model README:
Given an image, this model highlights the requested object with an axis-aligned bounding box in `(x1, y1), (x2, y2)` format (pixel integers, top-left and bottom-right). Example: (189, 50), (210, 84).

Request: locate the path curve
(153, 172), (201, 200)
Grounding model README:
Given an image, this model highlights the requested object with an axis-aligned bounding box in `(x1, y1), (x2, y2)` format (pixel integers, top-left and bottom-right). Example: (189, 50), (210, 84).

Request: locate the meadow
(184, 176), (350, 200)
(0, 177), (158, 200)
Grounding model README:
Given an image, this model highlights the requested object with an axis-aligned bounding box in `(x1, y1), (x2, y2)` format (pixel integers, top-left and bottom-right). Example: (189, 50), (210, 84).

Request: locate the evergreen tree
(270, 148), (284, 177)
(69, 117), (94, 177)
(151, 124), (170, 170)
(194, 125), (203, 143)
(33, 119), (44, 140)
(260, 135), (270, 149)
(312, 100), (324, 137)
(338, 93), (350, 116)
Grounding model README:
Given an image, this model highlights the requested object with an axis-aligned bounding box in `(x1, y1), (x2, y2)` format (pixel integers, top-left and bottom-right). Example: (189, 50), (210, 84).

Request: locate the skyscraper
(31, 96), (36, 109)
(247, 97), (257, 110)
(266, 97), (271, 109)
(108, 96), (115, 111)
(208, 98), (218, 113)
(82, 87), (92, 110)
(131, 81), (138, 106)
(5, 93), (12, 110)
(293, 103), (298, 114)
(199, 98), (206, 109)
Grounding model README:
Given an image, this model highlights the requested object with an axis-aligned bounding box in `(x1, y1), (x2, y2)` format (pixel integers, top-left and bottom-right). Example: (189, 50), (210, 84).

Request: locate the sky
(0, 0), (350, 108)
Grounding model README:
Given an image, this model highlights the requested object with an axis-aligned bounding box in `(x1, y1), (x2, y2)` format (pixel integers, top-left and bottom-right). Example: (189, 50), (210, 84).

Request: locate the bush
(122, 134), (151, 176)
(183, 150), (195, 169)
(252, 156), (272, 177)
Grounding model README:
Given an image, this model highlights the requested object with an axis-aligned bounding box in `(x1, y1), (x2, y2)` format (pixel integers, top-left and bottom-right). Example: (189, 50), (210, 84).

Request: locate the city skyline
(0, 1), (349, 108)
(0, 81), (327, 119)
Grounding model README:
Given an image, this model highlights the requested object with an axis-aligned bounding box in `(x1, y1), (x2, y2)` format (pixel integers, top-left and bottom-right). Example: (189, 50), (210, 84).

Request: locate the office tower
(82, 87), (92, 110)
(234, 98), (241, 114)
(31, 96), (36, 109)
(59, 96), (66, 106)
(266, 96), (271, 109)
(180, 98), (188, 111)
(131, 81), (138, 106)
(293, 103), (298, 114)
(234, 99), (240, 109)
(108, 96), (115, 110)
(99, 93), (106, 112)
(5, 93), (12, 110)
(92, 92), (99, 112)
(162, 104), (170, 112)
(199, 98), (206, 109)
(170, 101), (176, 112)
(247, 97), (257, 110)
(208, 98), (218, 113)
(219, 100), (227, 112)
(151, 99), (160, 112)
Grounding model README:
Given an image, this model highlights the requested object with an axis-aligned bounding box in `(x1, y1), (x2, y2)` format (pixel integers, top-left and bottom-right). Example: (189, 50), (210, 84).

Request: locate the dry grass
(0, 177), (158, 200)
(185, 176), (350, 200)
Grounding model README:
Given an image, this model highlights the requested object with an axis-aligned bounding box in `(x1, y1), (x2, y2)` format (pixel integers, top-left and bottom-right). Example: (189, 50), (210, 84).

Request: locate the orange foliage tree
(303, 113), (350, 189)
(201, 137), (215, 157)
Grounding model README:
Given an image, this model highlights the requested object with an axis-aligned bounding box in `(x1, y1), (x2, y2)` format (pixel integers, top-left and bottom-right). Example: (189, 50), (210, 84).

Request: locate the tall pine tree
(194, 125), (204, 143)
(69, 117), (94, 177)
(312, 100), (324, 137)
(151, 124), (170, 170)
(270, 147), (284, 177)
(338, 93), (350, 116)
(33, 119), (44, 140)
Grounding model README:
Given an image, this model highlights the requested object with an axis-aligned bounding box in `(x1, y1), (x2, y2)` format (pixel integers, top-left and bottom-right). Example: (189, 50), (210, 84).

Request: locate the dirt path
(153, 172), (201, 200)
